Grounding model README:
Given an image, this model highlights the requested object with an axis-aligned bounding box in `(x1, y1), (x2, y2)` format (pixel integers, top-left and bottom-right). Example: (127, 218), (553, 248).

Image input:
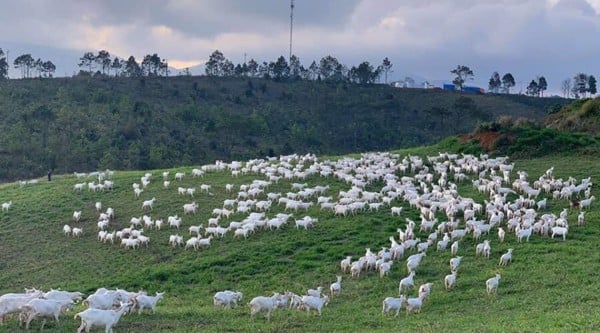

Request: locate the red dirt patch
(459, 131), (504, 151)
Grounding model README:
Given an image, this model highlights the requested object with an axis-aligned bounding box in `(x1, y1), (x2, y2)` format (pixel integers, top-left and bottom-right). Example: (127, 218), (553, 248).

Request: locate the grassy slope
(0, 149), (599, 332)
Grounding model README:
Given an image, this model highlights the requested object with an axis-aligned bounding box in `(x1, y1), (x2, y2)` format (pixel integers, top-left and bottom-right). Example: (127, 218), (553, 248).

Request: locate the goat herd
(0, 151), (594, 330)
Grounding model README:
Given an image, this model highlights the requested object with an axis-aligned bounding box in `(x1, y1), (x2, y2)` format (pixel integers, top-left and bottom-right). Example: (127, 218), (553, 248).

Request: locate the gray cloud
(1, 0), (599, 95)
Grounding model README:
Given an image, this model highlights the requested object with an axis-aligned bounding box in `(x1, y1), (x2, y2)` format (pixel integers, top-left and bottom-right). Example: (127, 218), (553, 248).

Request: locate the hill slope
(0, 76), (569, 181)
(0, 148), (598, 332)
(545, 97), (600, 135)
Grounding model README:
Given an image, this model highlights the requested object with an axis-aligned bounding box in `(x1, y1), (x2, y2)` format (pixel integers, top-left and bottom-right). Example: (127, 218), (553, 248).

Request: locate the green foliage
(0, 77), (571, 182)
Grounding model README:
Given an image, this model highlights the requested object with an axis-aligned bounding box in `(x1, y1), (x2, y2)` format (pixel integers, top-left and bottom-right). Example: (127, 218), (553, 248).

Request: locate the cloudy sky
(1, 0), (600, 95)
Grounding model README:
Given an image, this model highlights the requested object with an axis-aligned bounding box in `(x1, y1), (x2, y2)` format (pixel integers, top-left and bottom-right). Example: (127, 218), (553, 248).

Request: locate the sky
(1, 0), (600, 95)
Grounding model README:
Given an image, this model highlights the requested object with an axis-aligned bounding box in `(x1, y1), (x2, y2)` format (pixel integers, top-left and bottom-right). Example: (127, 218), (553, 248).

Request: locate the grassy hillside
(0, 147), (598, 332)
(0, 76), (570, 181)
(545, 97), (600, 135)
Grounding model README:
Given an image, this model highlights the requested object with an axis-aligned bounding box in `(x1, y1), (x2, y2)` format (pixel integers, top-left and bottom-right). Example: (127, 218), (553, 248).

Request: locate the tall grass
(0, 150), (599, 332)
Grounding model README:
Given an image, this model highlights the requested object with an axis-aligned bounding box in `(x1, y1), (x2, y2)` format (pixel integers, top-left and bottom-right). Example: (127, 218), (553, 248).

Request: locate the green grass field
(0, 148), (599, 333)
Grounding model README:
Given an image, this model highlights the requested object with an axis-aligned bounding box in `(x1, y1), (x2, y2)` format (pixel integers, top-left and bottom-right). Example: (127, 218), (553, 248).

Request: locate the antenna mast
(289, 0), (294, 61)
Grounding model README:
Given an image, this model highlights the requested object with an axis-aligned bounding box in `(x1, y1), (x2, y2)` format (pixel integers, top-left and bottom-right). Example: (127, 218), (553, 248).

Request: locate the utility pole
(289, 0), (294, 61)
(6, 49), (9, 79)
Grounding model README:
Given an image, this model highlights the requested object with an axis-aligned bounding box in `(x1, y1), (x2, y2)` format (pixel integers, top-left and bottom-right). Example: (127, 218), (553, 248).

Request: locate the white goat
(382, 295), (406, 317)
(486, 274), (501, 295)
(133, 292), (164, 314)
(398, 271), (415, 294)
(213, 291), (243, 309)
(142, 198), (156, 210)
(1, 201), (12, 212)
(72, 228), (83, 237)
(499, 248), (513, 266)
(330, 276), (342, 298)
(449, 256), (462, 273)
(405, 295), (425, 314)
(19, 298), (74, 329)
(444, 271), (457, 290)
(307, 286), (323, 298)
(74, 302), (131, 333)
(300, 295), (329, 316)
(73, 211), (82, 222)
(249, 294), (280, 321)
(551, 226), (568, 241)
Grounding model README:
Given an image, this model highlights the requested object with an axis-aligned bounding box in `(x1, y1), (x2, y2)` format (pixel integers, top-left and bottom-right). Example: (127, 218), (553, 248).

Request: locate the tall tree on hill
(289, 55), (302, 80)
(123, 56), (142, 77)
(0, 48), (8, 79)
(537, 76), (548, 97)
(141, 53), (162, 76)
(205, 50), (226, 76)
(572, 73), (589, 98)
(526, 80), (539, 96)
(78, 52), (96, 73)
(351, 61), (376, 84)
(561, 78), (572, 98)
(272, 56), (290, 80)
(222, 59), (234, 77)
(381, 57), (393, 84)
(14, 54), (35, 78)
(247, 59), (258, 77)
(111, 57), (122, 76)
(41, 60), (56, 77)
(96, 50), (111, 75)
(308, 60), (319, 80)
(319, 55), (341, 80)
(501, 73), (515, 94)
(588, 75), (597, 96)
(450, 65), (473, 90)
(488, 71), (501, 93)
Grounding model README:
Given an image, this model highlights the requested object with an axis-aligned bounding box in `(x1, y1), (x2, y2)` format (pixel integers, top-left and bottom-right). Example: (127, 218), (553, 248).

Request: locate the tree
(381, 57), (393, 84)
(308, 60), (319, 80)
(561, 78), (572, 98)
(526, 80), (539, 96)
(351, 61), (376, 84)
(572, 73), (589, 98)
(160, 58), (169, 76)
(537, 76), (548, 97)
(319, 55), (341, 80)
(123, 56), (142, 77)
(289, 55), (302, 80)
(111, 57), (122, 76)
(588, 75), (597, 96)
(78, 52), (96, 73)
(141, 53), (162, 76)
(221, 59), (234, 77)
(450, 65), (474, 90)
(488, 71), (501, 93)
(96, 50), (111, 75)
(14, 54), (35, 78)
(205, 50), (226, 76)
(41, 61), (56, 77)
(501, 73), (515, 94)
(271, 56), (290, 80)
(246, 59), (258, 77)
(0, 48), (8, 79)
